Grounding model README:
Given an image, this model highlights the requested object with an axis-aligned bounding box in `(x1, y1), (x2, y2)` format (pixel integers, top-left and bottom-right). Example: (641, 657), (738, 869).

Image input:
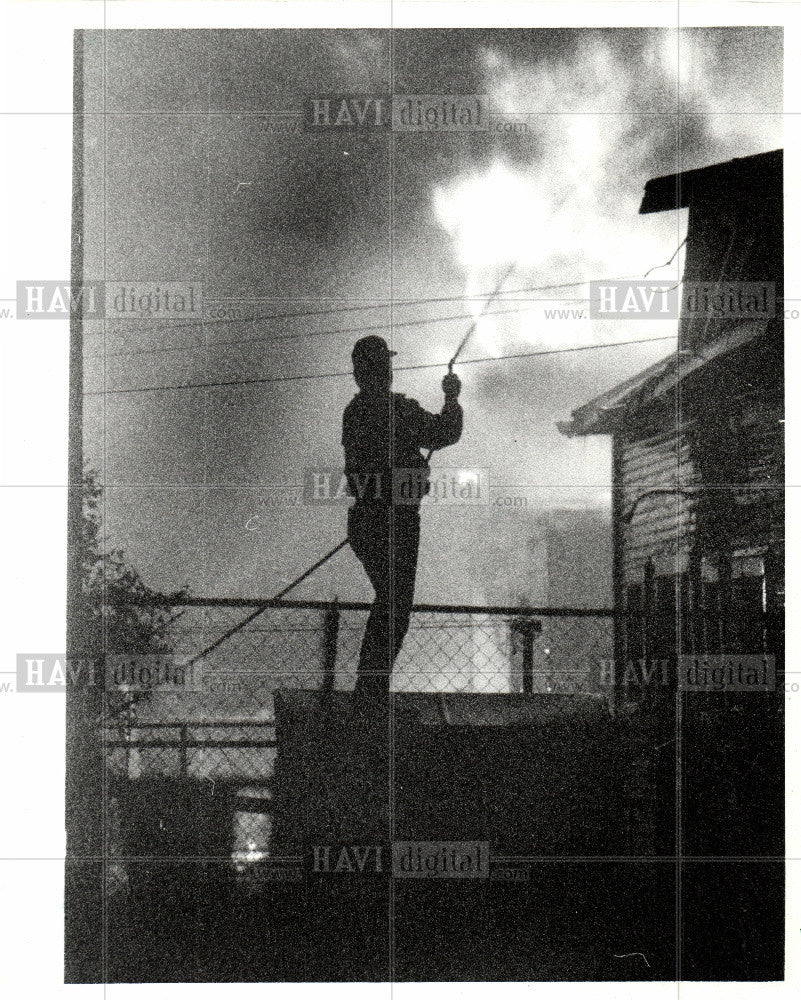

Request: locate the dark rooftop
(639, 148), (782, 214)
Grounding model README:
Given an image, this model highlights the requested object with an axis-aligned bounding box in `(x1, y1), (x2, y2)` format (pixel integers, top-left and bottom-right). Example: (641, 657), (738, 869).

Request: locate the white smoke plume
(432, 29), (781, 352)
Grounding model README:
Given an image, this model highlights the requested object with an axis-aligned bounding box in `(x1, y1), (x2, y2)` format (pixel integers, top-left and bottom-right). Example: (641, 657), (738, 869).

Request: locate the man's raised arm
(415, 373), (463, 451)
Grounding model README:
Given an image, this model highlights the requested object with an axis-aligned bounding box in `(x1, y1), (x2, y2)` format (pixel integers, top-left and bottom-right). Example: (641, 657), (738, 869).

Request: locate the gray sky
(81, 27), (782, 603)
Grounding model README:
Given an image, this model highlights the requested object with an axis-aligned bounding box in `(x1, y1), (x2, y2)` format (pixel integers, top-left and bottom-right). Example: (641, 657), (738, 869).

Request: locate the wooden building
(559, 150), (784, 698)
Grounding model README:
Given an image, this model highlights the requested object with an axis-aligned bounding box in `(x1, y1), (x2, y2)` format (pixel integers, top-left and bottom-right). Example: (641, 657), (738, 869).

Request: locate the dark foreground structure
(559, 150), (784, 681)
(74, 683), (781, 982)
(65, 74), (784, 980)
(559, 147), (785, 973)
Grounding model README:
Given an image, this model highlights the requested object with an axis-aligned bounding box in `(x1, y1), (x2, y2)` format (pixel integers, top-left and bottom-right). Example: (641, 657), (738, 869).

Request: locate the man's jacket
(342, 391), (463, 505)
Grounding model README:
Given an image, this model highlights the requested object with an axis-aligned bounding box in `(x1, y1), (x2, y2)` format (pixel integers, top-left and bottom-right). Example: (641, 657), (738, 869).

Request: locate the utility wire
(94, 275), (640, 336)
(643, 236), (687, 278)
(87, 261), (677, 353)
(83, 243), (686, 395)
(85, 247), (686, 360)
(84, 334), (678, 397)
(90, 301), (560, 360)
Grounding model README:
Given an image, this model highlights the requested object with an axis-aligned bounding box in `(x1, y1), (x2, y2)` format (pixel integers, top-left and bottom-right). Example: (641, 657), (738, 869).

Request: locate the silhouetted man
(343, 335), (463, 707)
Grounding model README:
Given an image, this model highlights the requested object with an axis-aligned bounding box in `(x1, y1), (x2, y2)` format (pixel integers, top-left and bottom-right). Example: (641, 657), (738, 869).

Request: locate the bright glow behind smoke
(431, 31), (780, 352)
(430, 50), (672, 350)
(433, 163), (553, 269)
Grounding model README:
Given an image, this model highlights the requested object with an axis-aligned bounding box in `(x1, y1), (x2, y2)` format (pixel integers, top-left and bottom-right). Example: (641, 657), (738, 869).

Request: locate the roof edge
(639, 149), (783, 215)
(557, 320), (773, 437)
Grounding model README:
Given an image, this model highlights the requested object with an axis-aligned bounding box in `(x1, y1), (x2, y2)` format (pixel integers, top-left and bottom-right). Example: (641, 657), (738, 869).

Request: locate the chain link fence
(96, 592), (783, 951)
(102, 598), (615, 873)
(104, 598), (614, 755)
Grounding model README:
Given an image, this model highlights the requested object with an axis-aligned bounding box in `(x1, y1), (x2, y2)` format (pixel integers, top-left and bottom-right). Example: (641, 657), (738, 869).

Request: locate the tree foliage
(79, 467), (189, 714)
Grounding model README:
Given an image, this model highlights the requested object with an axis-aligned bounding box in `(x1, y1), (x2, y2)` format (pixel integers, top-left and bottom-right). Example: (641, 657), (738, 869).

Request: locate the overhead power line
(84, 334), (678, 397)
(94, 275), (639, 336)
(86, 249), (684, 353)
(644, 236), (687, 278)
(90, 301), (561, 360)
(82, 242), (686, 397)
(87, 254), (684, 361)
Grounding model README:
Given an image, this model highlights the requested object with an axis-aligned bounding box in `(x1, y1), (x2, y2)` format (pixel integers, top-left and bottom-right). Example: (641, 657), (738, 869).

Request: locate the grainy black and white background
(65, 27), (784, 984)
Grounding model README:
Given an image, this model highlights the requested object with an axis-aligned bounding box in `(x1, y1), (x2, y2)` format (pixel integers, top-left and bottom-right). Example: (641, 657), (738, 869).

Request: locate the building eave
(639, 149), (782, 214)
(557, 319), (773, 438)
(556, 351), (676, 437)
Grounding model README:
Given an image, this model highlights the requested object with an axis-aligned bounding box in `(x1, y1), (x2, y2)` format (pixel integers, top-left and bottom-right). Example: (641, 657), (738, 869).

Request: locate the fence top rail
(103, 739), (277, 749)
(112, 596), (614, 618)
(106, 720), (275, 729)
(106, 719), (275, 729)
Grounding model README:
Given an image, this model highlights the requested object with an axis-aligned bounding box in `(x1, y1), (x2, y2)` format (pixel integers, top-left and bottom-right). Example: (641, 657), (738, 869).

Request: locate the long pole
(186, 265), (518, 664)
(186, 539), (349, 667)
(423, 262), (516, 462)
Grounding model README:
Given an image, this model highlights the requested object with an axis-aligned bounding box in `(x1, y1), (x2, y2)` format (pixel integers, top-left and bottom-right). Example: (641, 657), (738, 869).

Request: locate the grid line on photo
(57, 16), (786, 987)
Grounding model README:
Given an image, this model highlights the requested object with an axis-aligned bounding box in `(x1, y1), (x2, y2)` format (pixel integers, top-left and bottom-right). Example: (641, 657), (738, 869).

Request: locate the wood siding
(617, 382), (783, 586)
(618, 420), (699, 583)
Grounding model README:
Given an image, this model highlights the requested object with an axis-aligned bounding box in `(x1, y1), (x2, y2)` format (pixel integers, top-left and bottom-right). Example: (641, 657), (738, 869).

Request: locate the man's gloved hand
(442, 372), (461, 398)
